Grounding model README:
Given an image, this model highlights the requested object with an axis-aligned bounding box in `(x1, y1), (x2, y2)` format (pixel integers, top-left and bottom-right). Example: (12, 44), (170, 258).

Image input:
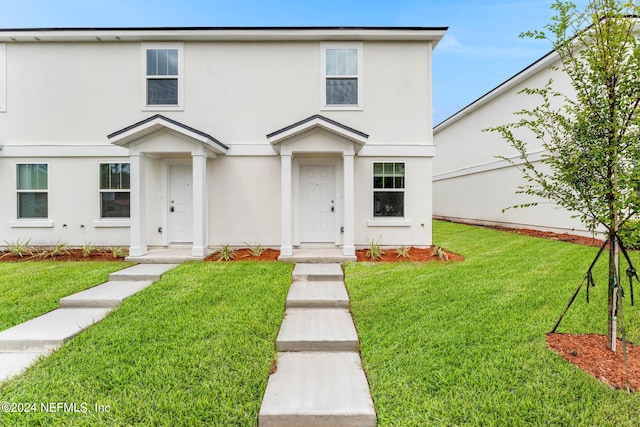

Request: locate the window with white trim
(143, 43), (183, 109)
(321, 43), (362, 109)
(100, 163), (130, 218)
(0, 43), (6, 112)
(373, 162), (404, 217)
(17, 163), (48, 219)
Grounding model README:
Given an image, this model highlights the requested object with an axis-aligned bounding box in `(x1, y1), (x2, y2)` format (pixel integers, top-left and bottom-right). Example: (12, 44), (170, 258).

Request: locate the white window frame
(99, 162), (131, 219)
(0, 43), (6, 112)
(372, 161), (405, 220)
(16, 162), (49, 220)
(142, 42), (184, 111)
(321, 42), (363, 111)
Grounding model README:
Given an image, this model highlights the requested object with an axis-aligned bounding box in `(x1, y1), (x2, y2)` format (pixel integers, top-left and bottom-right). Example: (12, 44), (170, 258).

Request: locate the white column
(280, 153), (293, 256)
(192, 153), (208, 258)
(343, 153), (355, 256)
(129, 152), (147, 257)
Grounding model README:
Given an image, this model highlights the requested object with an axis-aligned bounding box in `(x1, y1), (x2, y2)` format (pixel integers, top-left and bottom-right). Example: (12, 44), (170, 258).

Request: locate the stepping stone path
(0, 263), (176, 382)
(259, 263), (377, 427)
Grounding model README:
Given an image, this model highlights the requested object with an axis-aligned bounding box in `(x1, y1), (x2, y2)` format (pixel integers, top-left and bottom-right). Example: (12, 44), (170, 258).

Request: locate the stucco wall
(433, 54), (596, 236)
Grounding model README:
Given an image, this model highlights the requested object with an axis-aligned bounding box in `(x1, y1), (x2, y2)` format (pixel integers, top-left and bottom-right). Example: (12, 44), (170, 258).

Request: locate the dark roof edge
(108, 114), (229, 150)
(267, 114), (369, 139)
(0, 26), (449, 32)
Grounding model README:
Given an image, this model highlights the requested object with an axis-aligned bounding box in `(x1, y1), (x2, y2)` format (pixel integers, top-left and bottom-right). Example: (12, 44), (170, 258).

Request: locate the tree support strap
(551, 239), (608, 334)
(616, 235), (636, 306)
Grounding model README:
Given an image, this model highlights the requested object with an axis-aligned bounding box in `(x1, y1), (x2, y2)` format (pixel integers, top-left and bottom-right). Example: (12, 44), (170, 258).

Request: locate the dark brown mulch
(494, 226), (604, 247)
(0, 249), (126, 262)
(355, 246), (463, 262)
(205, 248), (281, 262)
(547, 333), (640, 391)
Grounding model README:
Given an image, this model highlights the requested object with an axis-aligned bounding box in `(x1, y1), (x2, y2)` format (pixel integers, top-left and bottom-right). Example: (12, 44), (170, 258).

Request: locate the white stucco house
(432, 49), (595, 236)
(0, 26), (447, 258)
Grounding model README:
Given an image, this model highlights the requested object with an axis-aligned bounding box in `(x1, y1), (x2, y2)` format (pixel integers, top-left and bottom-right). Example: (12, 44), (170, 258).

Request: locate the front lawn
(0, 262), (292, 426)
(0, 262), (132, 331)
(347, 220), (640, 426)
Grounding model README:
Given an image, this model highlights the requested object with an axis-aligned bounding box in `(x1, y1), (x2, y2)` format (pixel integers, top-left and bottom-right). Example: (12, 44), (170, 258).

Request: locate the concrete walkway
(259, 263), (377, 426)
(0, 263), (176, 383)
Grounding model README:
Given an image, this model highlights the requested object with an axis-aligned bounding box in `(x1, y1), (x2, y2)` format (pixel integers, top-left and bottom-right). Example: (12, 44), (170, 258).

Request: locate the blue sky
(0, 0), (588, 124)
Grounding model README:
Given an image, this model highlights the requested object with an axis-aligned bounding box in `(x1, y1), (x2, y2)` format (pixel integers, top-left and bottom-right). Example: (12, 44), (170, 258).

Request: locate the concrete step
(108, 263), (176, 282)
(292, 263), (344, 282)
(0, 351), (48, 383)
(60, 280), (154, 308)
(259, 351), (377, 427)
(276, 308), (359, 352)
(0, 308), (113, 351)
(286, 281), (350, 308)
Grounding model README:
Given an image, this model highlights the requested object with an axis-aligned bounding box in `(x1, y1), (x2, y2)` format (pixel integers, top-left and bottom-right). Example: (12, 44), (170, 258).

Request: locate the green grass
(347, 220), (640, 426)
(0, 262), (292, 426)
(0, 262), (132, 331)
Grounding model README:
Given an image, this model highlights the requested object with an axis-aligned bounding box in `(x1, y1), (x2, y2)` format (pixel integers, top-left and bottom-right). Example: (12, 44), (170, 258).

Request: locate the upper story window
(0, 43), (6, 112)
(99, 163), (130, 218)
(321, 43), (363, 110)
(142, 43), (183, 110)
(373, 162), (405, 217)
(17, 163), (48, 219)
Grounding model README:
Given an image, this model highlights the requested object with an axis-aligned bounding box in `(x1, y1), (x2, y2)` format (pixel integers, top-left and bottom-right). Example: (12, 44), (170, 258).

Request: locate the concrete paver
(286, 281), (349, 308)
(108, 263), (176, 282)
(259, 352), (376, 427)
(292, 263), (343, 282)
(276, 308), (359, 351)
(0, 352), (48, 383)
(0, 308), (113, 351)
(60, 280), (154, 307)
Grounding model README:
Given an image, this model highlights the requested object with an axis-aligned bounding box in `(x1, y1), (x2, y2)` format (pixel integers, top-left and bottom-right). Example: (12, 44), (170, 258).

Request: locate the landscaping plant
(487, 0), (640, 351)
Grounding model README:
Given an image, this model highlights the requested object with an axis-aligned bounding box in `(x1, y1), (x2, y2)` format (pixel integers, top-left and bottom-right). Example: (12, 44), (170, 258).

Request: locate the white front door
(169, 164), (193, 243)
(300, 164), (335, 243)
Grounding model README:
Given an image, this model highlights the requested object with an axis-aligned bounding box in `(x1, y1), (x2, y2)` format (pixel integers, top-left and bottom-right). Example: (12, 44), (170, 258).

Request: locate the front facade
(0, 27), (446, 257)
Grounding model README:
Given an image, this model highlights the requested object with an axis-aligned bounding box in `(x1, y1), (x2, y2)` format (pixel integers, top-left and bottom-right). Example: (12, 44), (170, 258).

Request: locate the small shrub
(81, 241), (97, 258)
(366, 236), (385, 261)
(243, 242), (265, 257)
(432, 246), (449, 261)
(2, 238), (33, 258)
(619, 219), (640, 250)
(395, 246), (410, 258)
(217, 243), (236, 261)
(40, 239), (70, 259)
(109, 246), (128, 258)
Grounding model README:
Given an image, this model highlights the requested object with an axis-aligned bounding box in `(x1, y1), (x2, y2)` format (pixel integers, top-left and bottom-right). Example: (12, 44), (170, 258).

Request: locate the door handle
(331, 206), (335, 212)
(170, 206), (175, 213)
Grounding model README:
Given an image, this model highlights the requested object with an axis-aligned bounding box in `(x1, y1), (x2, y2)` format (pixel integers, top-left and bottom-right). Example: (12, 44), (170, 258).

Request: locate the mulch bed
(492, 226), (604, 247)
(205, 248), (281, 262)
(0, 249), (127, 262)
(547, 333), (640, 391)
(355, 246), (463, 262)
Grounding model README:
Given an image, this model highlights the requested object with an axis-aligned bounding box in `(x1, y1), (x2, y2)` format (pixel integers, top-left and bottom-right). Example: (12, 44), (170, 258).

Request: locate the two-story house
(0, 27), (447, 258)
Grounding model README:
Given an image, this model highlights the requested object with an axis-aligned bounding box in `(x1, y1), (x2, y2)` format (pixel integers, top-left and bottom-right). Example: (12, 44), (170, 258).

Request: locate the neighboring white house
(432, 49), (597, 237)
(0, 26), (447, 258)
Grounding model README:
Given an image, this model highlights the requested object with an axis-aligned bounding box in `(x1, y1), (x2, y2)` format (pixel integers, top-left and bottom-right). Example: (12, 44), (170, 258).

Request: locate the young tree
(487, 0), (640, 351)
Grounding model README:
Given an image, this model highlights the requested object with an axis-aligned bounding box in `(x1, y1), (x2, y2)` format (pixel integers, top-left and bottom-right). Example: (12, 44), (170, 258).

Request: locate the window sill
(142, 105), (184, 112)
(367, 219), (412, 227)
(11, 220), (54, 228)
(94, 220), (131, 228)
(321, 105), (363, 112)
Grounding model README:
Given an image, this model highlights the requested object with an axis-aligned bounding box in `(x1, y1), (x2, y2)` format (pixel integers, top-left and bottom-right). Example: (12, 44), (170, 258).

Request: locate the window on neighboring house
(100, 163), (130, 218)
(373, 162), (405, 217)
(143, 44), (183, 109)
(17, 163), (48, 218)
(322, 43), (362, 109)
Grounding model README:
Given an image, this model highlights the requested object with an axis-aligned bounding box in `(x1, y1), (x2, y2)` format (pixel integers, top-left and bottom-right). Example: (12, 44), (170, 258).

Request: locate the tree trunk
(608, 229), (620, 351)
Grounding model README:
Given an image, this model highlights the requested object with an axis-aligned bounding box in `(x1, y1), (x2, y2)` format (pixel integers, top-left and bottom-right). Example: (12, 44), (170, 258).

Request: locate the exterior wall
(0, 32), (438, 249)
(433, 55), (596, 237)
